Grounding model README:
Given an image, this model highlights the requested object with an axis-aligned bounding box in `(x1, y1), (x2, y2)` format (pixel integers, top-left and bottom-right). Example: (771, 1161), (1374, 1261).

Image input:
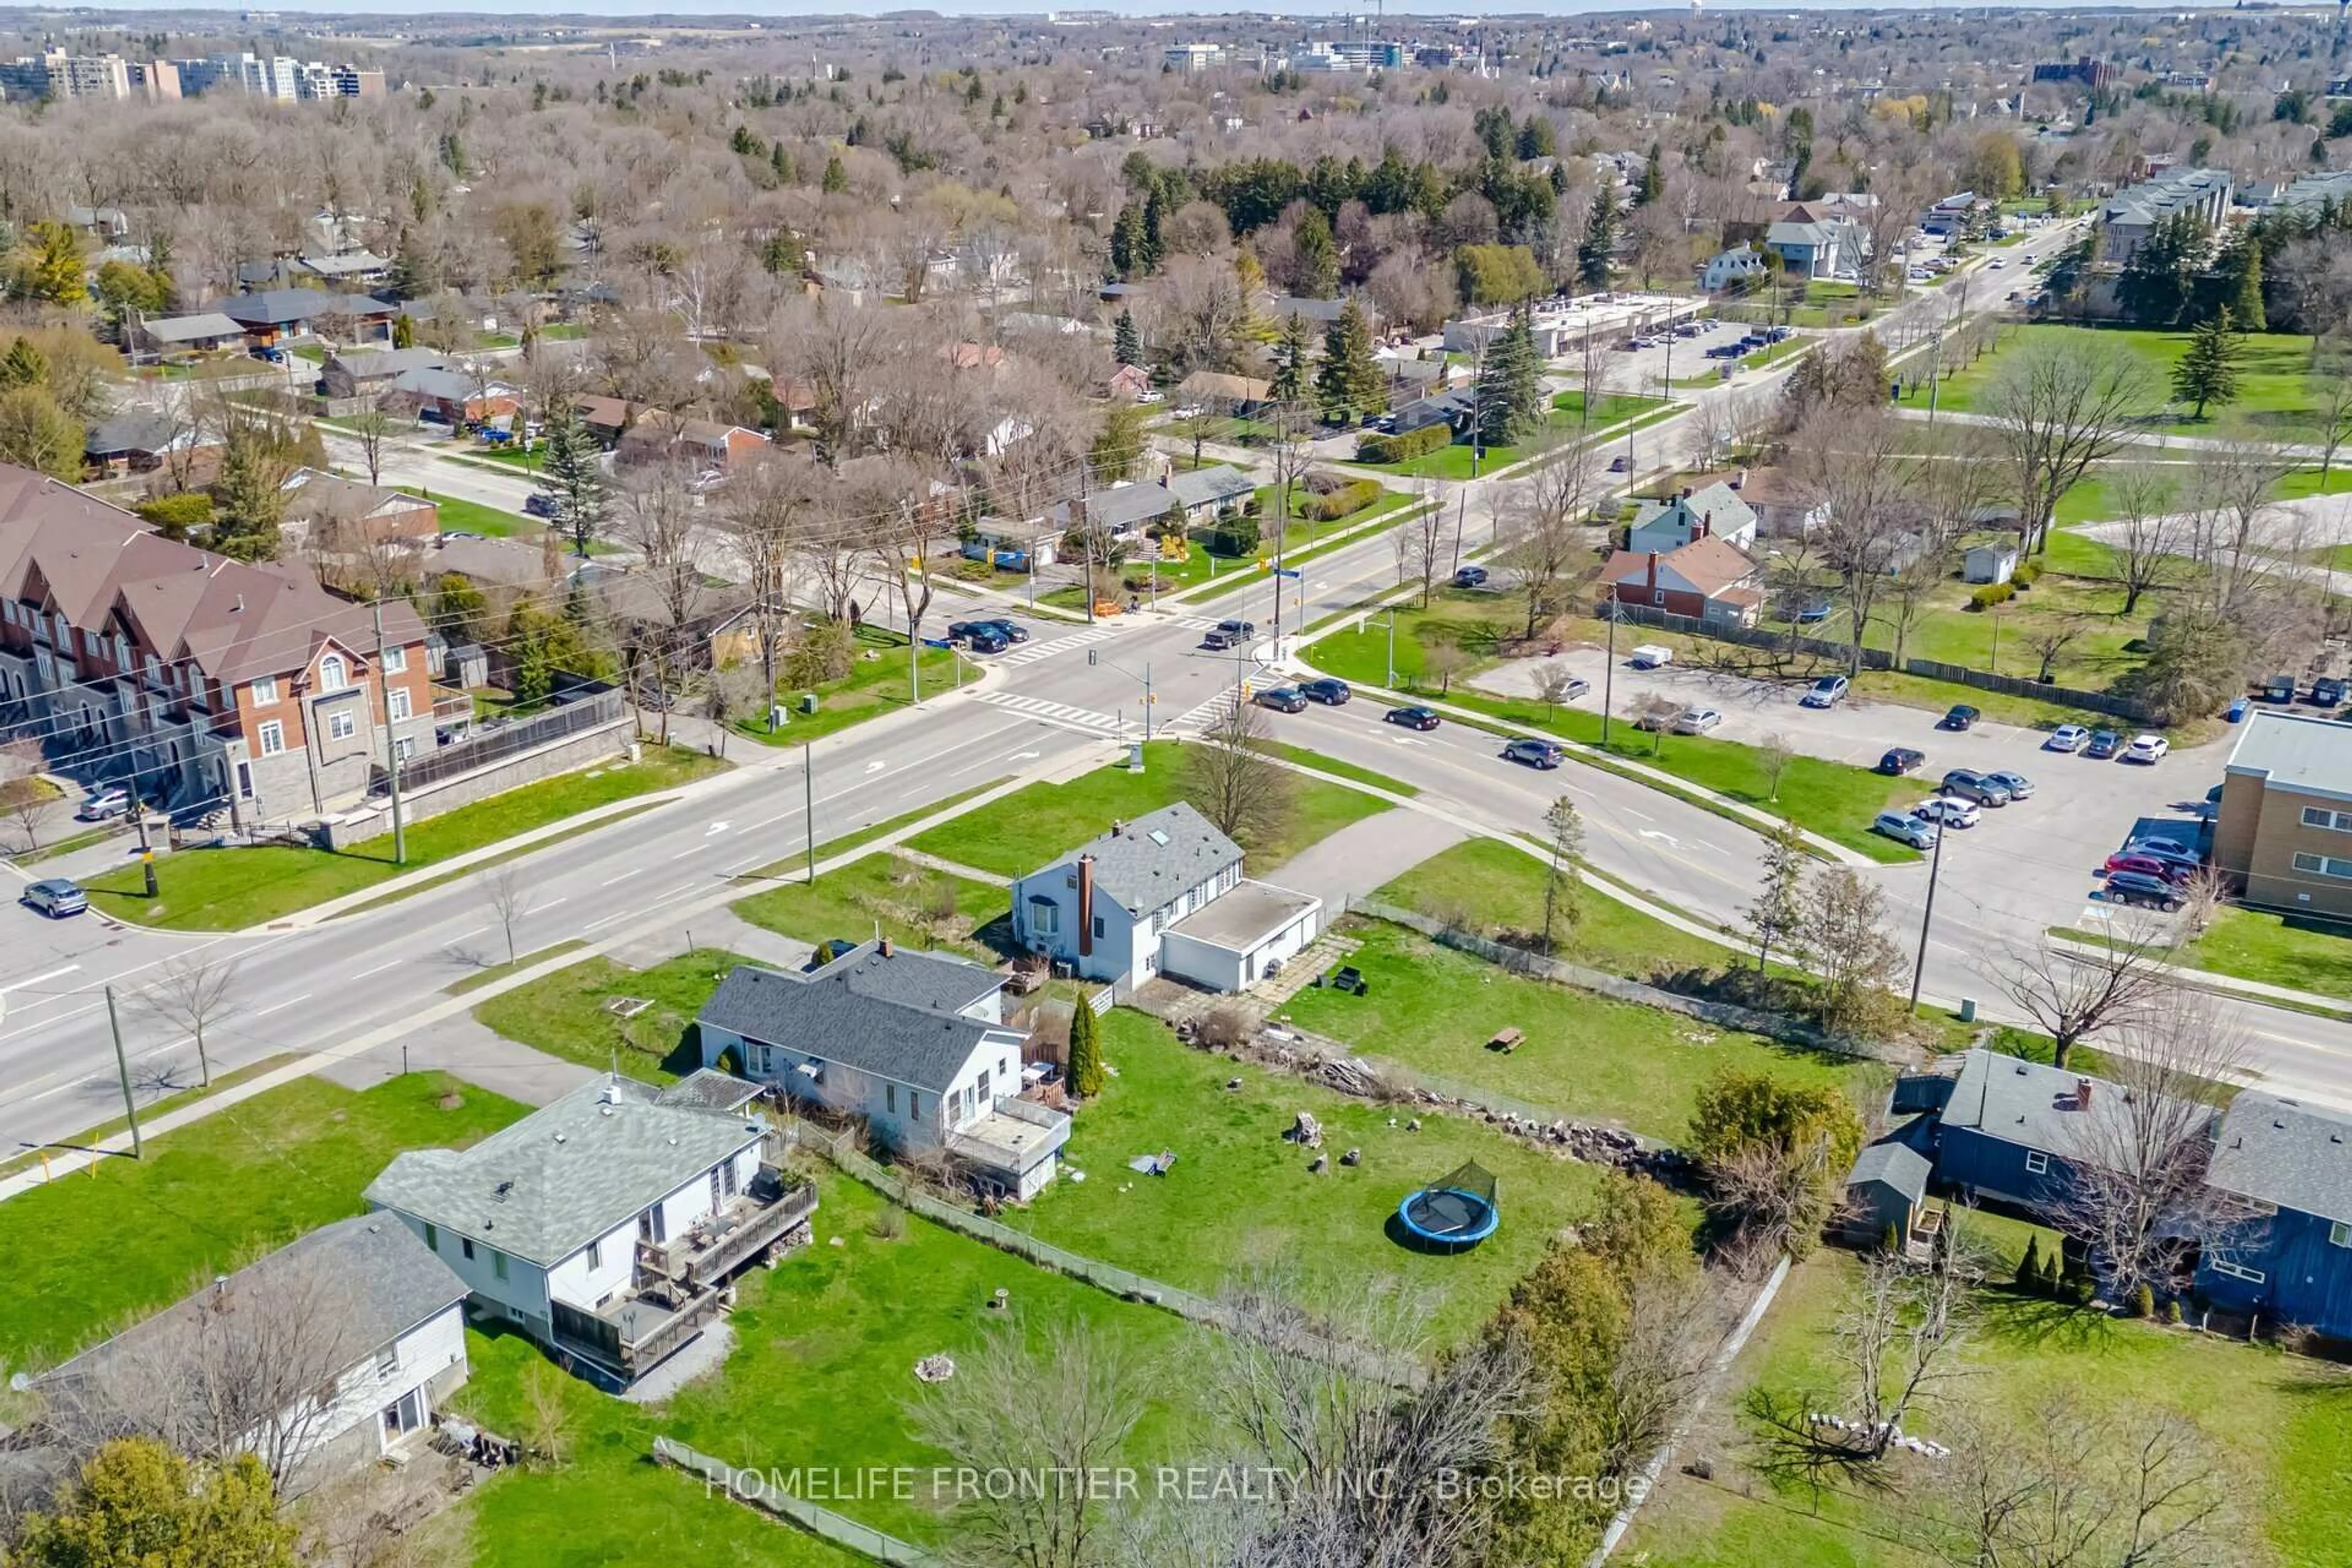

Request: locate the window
(908, 1092), (921, 1120)
(143, 654), (160, 682)
(1092, 914), (1106, 940)
(388, 688), (412, 722)
(2301, 806), (2352, 834)
(318, 653), (347, 690)
(423, 1222), (439, 1252)
(250, 676), (277, 706)
(721, 1159), (738, 1199)
(2211, 1259), (2266, 1284)
(461, 1237), (475, 1261)
(113, 635), (128, 668)
(1653, 589), (1667, 606)
(257, 720), (284, 756)
(52, 611), (68, 644)
(376, 1343), (399, 1375)
(886, 1084), (897, 1115)
(328, 707), (356, 741)
(491, 1250), (508, 1281)
(395, 736), (416, 761)
(2024, 1150), (2050, 1175)
(1028, 899), (1059, 938)
(2291, 852), (2352, 881)
(382, 643), (405, 673)
(2332, 1221), (2352, 1250)
(587, 1239), (603, 1271)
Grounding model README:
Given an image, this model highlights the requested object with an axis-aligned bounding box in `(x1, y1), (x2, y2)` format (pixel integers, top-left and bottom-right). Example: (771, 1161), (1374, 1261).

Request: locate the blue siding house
(1919, 1049), (2126, 1214)
(2196, 1091), (2352, 1338)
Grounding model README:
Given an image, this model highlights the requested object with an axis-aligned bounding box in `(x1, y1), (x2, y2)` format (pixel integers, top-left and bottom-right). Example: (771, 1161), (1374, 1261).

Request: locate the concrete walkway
(320, 1011), (595, 1107)
(891, 847), (1010, 886)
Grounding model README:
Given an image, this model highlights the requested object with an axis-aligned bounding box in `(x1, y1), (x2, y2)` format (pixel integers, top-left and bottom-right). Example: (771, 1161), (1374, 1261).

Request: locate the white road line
(600, 870), (635, 886)
(251, 992), (312, 1017)
(351, 960), (402, 981)
(0, 963), (81, 994)
(669, 843), (705, 861)
(535, 897), (568, 914)
(580, 909), (631, 933)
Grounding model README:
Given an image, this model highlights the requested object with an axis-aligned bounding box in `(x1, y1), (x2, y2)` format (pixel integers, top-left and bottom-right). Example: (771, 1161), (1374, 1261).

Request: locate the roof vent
(231, 594), (243, 613)
(2014, 1061), (2028, 1075)
(491, 1180), (514, 1202)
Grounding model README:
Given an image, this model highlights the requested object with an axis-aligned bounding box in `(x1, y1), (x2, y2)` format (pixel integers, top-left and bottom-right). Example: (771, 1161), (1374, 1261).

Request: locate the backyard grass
(731, 627), (973, 748)
(472, 948), (761, 1083)
(1003, 1009), (1615, 1347)
(83, 745), (723, 930)
(731, 851), (1010, 960)
(453, 1171), (1202, 1559)
(2170, 905), (2352, 1004)
(1929, 323), (2327, 437)
(1280, 922), (1874, 1145)
(1621, 1248), (2352, 1568)
(0, 1073), (523, 1366)
(904, 741), (1389, 877)
(399, 486), (541, 539)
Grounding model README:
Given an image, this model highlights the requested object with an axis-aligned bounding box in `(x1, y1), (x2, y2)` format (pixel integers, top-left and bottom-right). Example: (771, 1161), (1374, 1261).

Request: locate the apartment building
(0, 49), (132, 101)
(2097, 168), (2233, 264)
(0, 466), (433, 825)
(2214, 709), (2352, 919)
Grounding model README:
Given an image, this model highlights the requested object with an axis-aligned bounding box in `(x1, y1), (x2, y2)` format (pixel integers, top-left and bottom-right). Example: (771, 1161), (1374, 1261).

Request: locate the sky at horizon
(275, 0), (2265, 20)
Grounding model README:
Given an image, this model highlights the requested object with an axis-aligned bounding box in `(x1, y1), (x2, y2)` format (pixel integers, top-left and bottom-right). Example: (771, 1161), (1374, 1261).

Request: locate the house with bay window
(0, 464), (434, 824)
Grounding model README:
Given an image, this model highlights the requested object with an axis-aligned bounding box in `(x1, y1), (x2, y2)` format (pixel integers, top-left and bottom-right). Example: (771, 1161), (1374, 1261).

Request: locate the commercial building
(2213, 709), (2352, 918)
(1163, 43), (1223, 72)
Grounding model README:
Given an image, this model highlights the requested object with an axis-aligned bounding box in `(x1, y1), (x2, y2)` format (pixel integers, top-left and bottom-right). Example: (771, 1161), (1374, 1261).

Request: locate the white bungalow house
(365, 1072), (815, 1389)
(696, 940), (1070, 1200)
(1701, 246), (1768, 292)
(32, 1216), (470, 1484)
(1009, 803), (1322, 997)
(1627, 481), (1759, 556)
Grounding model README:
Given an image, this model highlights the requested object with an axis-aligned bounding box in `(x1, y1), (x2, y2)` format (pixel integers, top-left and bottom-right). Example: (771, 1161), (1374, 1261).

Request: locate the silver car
(1984, 771), (2035, 801)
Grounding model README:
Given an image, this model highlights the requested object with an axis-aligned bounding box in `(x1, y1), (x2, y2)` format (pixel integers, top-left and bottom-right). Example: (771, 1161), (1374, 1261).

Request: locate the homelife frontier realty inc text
(707, 1463), (1649, 1507)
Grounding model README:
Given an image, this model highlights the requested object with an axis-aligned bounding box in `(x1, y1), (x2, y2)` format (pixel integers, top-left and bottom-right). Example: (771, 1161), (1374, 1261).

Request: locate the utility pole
(802, 742), (816, 886)
(1383, 611), (1396, 687)
(372, 600), (405, 865)
(1600, 599), (1619, 746)
(106, 984), (142, 1158)
(1909, 823), (1947, 1012)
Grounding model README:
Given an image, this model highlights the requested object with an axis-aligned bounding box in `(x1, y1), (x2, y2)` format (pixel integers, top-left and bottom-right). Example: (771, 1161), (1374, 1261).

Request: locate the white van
(1628, 644), (1674, 670)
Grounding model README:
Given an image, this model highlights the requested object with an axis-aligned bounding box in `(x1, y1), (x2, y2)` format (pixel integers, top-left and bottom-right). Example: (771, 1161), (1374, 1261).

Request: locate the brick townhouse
(0, 464), (434, 825)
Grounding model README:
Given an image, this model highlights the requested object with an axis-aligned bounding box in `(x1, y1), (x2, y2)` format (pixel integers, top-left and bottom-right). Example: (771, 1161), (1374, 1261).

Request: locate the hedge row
(1303, 478), (1384, 521)
(1355, 423), (1451, 464)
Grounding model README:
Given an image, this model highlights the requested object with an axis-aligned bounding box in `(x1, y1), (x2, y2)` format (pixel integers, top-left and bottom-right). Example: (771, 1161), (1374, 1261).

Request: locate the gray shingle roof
(1066, 481), (1182, 534)
(1166, 464), (1254, 510)
(141, 311), (244, 344)
(42, 1215), (465, 1382)
(1849, 1140), (1931, 1202)
(2207, 1091), (2352, 1226)
(216, 289), (390, 328)
(698, 946), (1010, 1095)
(330, 346), (450, 381)
(85, 410), (176, 456)
(364, 1079), (764, 1265)
(1939, 1048), (2206, 1164)
(658, 1067), (764, 1114)
(1064, 801), (1242, 913)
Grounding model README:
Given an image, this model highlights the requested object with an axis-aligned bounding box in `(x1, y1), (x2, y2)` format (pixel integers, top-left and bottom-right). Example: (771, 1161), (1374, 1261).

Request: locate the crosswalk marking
(1163, 687), (1242, 736)
(995, 623), (1123, 668)
(973, 690), (1129, 736)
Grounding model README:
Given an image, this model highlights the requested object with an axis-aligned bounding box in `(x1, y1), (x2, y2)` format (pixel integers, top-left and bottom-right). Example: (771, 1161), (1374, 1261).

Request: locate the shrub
(2130, 1281), (2156, 1319)
(2011, 558), (2043, 588)
(2017, 1235), (2045, 1291)
(1355, 422), (1452, 464)
(135, 491), (213, 540)
(1967, 581), (2016, 611)
(1205, 514), (1261, 557)
(2164, 1297), (2184, 1325)
(1305, 478), (1384, 521)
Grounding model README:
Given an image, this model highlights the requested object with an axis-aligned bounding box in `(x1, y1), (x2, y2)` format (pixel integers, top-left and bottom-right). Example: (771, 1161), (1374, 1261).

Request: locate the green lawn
(1929, 323), (2327, 437)
(83, 745), (724, 930)
(1003, 1009), (1615, 1347)
(1623, 1248), (2352, 1568)
(396, 485), (541, 540)
(472, 948), (758, 1084)
(454, 1170), (1202, 1559)
(1123, 486), (1415, 595)
(0, 1074), (523, 1366)
(731, 851), (1010, 960)
(1767, 569), (2152, 695)
(731, 627), (973, 748)
(905, 742), (1389, 878)
(2169, 906), (2352, 1003)
(1349, 399), (1677, 481)
(1280, 922), (1872, 1145)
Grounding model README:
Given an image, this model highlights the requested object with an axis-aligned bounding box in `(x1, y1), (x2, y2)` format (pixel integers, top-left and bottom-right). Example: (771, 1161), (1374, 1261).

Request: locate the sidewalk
(2048, 932), (2352, 1019)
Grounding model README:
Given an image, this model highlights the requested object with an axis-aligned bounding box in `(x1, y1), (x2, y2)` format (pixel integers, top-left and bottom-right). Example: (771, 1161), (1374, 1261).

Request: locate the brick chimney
(878, 937), (894, 959)
(1696, 511), (1711, 541)
(1645, 552), (1659, 595)
(1077, 854), (1096, 959)
(2075, 1077), (2094, 1110)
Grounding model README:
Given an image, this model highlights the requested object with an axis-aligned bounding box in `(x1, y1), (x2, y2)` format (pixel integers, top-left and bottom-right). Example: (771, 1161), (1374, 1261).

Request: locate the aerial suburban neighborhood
(6, 4), (2352, 1567)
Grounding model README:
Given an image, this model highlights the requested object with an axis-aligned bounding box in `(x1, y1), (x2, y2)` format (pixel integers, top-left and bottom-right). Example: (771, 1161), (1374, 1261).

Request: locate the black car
(946, 620), (989, 643)
(1877, 747), (1926, 776)
(1385, 704), (1441, 731)
(967, 630), (1009, 654)
(976, 618), (1029, 644)
(1300, 677), (1352, 706)
(1452, 565), (1490, 589)
(523, 492), (559, 518)
(1216, 619), (1256, 639)
(1255, 685), (1308, 714)
(1940, 704), (1980, 731)
(2103, 871), (2184, 913)
(1202, 628), (1240, 650)
(2084, 728), (2123, 759)
(1502, 736), (1564, 769)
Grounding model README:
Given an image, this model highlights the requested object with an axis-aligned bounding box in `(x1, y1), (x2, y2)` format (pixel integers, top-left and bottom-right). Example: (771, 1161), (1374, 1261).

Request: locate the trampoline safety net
(1403, 1161), (1498, 1237)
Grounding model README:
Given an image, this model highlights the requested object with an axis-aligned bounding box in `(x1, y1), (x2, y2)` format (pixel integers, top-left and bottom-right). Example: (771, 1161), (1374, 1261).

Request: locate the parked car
(1299, 677), (1352, 706)
(2103, 871), (2184, 913)
(1452, 565), (1490, 589)
(1984, 771), (2035, 801)
(966, 630), (1009, 654)
(2104, 852), (2195, 884)
(2046, 724), (2091, 752)
(2124, 734), (2170, 764)
(2084, 729), (2124, 759)
(1627, 644), (1673, 669)
(1878, 746), (1926, 776)
(974, 618), (1030, 644)
(20, 878), (86, 918)
(2127, 835), (2199, 861)
(1673, 707), (1724, 735)
(1385, 704), (1441, 731)
(1915, 796), (1981, 829)
(1502, 737), (1564, 769)
(1873, 810), (1941, 850)
(1940, 704), (1981, 731)
(1549, 674), (1593, 701)
(1801, 674), (1850, 709)
(1216, 619), (1256, 640)
(945, 620), (990, 643)
(75, 786), (130, 821)
(1940, 769), (2013, 806)
(1254, 685), (1308, 714)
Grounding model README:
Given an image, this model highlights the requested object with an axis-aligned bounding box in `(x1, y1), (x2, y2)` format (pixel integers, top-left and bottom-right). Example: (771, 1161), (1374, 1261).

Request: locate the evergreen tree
(1066, 995), (1106, 1096)
(0, 335), (47, 389)
(2018, 1235), (2045, 1292)
(1577, 193), (1618, 289)
(1113, 307), (1142, 367)
(772, 141), (793, 183)
(15, 221), (83, 307)
(2172, 307), (2245, 420)
(1110, 202), (1147, 279)
(1293, 207), (1340, 298)
(1314, 300), (1385, 421)
(1637, 141), (1665, 206)
(12, 1440), (298, 1568)
(820, 153), (848, 194)
(2226, 233), (2266, 331)
(1140, 185), (1168, 272)
(537, 404), (605, 556)
(391, 314), (417, 349)
(1475, 306), (1543, 450)
(1270, 311), (1311, 405)
(208, 424), (288, 563)
(2116, 209), (2206, 327)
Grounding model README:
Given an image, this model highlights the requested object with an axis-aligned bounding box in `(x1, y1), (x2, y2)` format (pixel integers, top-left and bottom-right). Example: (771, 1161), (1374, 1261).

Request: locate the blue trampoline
(1398, 1161), (1499, 1251)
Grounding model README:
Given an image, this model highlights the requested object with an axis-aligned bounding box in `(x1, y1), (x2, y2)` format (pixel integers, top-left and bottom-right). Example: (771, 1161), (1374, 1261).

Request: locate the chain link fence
(654, 1436), (933, 1566)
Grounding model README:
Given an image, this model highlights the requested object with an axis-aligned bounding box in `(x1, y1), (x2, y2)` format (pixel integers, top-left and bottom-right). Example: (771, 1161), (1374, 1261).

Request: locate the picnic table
(1487, 1027), (1525, 1054)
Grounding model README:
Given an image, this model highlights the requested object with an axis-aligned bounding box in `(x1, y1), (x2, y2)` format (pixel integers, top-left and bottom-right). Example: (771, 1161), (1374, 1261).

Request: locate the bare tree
(1788, 410), (1917, 674)
(0, 736), (46, 851)
(909, 1315), (1145, 1568)
(1833, 1225), (1980, 1456)
(2106, 463), (2186, 616)
(1630, 693), (1684, 754)
(1981, 333), (2157, 555)
(1408, 480), (1451, 607)
(610, 464), (710, 746)
(1993, 924), (2180, 1071)
(1185, 695), (1295, 858)
(1540, 795), (1584, 957)
(1758, 731), (1793, 804)
(481, 865), (531, 967)
(138, 954), (239, 1089)
(345, 407), (394, 488)
(1801, 867), (1909, 1039)
(1532, 662), (1577, 718)
(720, 455), (816, 732)
(2054, 989), (2252, 1300)
(1500, 433), (1597, 640)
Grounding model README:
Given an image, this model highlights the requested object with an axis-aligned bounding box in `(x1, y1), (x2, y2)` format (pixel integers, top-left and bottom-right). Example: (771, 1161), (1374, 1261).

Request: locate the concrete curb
(2047, 933), (2352, 1020)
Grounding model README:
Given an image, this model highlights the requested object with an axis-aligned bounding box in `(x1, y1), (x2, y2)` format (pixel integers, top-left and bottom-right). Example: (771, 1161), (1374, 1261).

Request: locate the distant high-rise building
(1163, 43), (1223, 73)
(127, 59), (180, 100)
(0, 48), (132, 101)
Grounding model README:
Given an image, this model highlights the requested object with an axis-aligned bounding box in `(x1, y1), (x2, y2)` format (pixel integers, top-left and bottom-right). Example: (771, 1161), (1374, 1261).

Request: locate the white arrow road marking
(1637, 829), (1681, 848)
(1009, 750), (1041, 760)
(865, 760), (888, 774)
(706, 820), (731, 835)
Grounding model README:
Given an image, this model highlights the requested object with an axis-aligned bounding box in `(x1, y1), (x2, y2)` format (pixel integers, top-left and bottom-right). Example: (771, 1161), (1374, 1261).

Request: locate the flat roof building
(2214, 709), (2352, 917)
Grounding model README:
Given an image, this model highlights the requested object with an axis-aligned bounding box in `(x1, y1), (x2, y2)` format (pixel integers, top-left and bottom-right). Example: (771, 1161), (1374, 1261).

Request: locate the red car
(2102, 852), (2192, 884)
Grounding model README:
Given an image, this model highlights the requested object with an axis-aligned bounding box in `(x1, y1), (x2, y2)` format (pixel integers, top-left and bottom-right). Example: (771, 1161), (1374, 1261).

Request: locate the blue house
(1913, 1049), (2140, 1213)
(2196, 1091), (2352, 1338)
